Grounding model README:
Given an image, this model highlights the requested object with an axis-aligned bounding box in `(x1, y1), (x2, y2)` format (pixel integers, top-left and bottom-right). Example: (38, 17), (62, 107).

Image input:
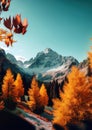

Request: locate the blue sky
(1, 0), (92, 62)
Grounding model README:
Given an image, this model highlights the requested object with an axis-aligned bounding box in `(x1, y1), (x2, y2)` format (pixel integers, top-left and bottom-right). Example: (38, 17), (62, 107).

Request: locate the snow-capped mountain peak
(6, 48), (79, 82)
(43, 48), (52, 54)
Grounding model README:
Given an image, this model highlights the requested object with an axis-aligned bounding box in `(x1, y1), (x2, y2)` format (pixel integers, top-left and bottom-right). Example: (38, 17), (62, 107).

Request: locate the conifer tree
(27, 76), (41, 112)
(14, 73), (24, 102)
(40, 83), (48, 107)
(53, 66), (92, 127)
(2, 69), (17, 109)
(2, 69), (15, 100)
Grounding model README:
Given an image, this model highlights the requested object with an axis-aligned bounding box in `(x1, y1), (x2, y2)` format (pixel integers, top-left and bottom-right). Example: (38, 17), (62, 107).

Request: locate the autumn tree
(53, 66), (92, 127)
(40, 83), (48, 108)
(2, 69), (17, 109)
(2, 69), (15, 99)
(14, 73), (24, 102)
(27, 76), (41, 113)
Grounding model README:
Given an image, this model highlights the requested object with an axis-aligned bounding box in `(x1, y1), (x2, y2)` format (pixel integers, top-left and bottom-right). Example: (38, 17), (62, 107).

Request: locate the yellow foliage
(14, 73), (24, 102)
(2, 69), (15, 100)
(27, 76), (41, 111)
(27, 78), (49, 112)
(40, 83), (48, 107)
(53, 66), (92, 126)
(0, 28), (16, 46)
(27, 96), (36, 111)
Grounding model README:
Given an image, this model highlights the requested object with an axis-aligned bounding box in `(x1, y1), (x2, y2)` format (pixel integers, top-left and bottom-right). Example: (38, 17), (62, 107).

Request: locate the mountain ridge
(6, 48), (79, 82)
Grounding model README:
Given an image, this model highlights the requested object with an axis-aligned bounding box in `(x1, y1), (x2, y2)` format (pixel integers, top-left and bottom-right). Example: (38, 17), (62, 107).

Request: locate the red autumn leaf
(16, 14), (21, 25)
(0, 17), (3, 22)
(4, 38), (9, 46)
(22, 18), (28, 34)
(22, 27), (27, 35)
(14, 26), (23, 34)
(4, 16), (13, 30)
(2, 0), (11, 11)
(13, 14), (21, 28)
(13, 15), (28, 34)
(22, 18), (28, 28)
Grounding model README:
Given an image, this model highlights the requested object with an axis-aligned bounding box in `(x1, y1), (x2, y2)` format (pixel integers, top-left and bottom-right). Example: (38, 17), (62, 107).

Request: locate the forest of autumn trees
(0, 70), (49, 112)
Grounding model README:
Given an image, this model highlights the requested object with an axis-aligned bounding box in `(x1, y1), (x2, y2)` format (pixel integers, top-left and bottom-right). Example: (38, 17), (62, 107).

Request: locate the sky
(0, 0), (92, 62)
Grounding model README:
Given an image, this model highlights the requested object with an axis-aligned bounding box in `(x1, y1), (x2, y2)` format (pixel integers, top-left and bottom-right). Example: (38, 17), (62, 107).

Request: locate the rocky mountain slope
(6, 48), (79, 82)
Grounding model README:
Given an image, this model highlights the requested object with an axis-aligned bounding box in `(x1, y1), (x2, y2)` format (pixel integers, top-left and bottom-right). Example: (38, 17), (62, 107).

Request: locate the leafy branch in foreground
(0, 0), (28, 46)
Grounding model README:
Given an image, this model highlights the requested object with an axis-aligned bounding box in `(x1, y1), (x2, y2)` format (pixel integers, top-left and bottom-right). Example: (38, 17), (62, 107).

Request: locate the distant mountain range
(6, 48), (79, 82)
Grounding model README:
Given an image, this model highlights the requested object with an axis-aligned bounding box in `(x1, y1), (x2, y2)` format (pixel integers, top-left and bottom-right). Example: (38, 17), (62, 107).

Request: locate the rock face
(6, 48), (79, 82)
(25, 48), (79, 82)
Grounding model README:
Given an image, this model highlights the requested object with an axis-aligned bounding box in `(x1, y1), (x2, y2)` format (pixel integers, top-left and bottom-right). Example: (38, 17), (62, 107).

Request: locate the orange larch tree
(2, 69), (15, 99)
(14, 73), (24, 102)
(2, 69), (17, 109)
(40, 83), (48, 108)
(53, 66), (92, 127)
(27, 76), (41, 112)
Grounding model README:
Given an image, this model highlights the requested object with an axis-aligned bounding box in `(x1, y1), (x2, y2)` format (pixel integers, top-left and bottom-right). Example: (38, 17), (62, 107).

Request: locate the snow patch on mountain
(46, 64), (68, 73)
(44, 48), (51, 54)
(15, 55), (26, 63)
(24, 64), (32, 68)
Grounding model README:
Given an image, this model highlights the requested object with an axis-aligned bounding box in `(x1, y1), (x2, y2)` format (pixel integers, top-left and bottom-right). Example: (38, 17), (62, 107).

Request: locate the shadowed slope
(0, 110), (35, 130)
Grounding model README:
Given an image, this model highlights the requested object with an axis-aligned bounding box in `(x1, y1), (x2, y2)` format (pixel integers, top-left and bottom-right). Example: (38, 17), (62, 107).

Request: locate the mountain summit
(6, 48), (79, 82)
